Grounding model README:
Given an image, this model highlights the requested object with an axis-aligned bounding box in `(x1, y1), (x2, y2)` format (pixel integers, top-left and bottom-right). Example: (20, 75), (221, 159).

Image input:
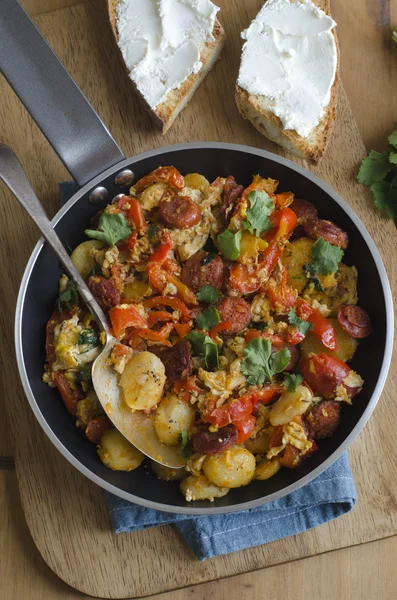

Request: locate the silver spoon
(0, 144), (185, 468)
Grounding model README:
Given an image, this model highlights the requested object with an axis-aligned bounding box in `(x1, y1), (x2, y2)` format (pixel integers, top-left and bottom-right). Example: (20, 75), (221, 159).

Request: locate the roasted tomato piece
(135, 166), (184, 194)
(337, 304), (372, 339)
(299, 353), (361, 399)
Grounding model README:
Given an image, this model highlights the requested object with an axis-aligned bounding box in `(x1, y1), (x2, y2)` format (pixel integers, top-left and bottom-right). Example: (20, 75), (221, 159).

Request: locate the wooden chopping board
(1, 0), (397, 597)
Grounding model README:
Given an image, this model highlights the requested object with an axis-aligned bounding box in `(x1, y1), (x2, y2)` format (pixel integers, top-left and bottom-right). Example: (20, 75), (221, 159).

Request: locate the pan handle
(0, 0), (126, 187)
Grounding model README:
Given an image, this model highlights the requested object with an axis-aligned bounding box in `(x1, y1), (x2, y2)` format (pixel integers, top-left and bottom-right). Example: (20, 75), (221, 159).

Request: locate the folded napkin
(59, 183), (356, 561)
(106, 454), (356, 560)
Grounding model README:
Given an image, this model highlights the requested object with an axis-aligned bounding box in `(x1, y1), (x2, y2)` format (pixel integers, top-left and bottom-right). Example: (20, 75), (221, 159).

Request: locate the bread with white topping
(107, 0), (226, 134)
(235, 0), (339, 164)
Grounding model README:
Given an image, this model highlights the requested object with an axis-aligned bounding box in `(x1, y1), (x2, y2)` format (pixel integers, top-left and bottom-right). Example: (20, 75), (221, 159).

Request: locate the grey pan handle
(0, 0), (125, 187)
(0, 144), (111, 335)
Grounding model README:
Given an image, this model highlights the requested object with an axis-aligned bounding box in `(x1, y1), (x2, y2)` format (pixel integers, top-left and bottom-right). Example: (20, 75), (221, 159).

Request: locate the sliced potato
(180, 474), (229, 501)
(282, 238), (337, 294)
(255, 458), (281, 481)
(98, 429), (144, 471)
(138, 182), (169, 211)
(245, 429), (271, 455)
(119, 351), (166, 411)
(122, 280), (152, 302)
(300, 318), (358, 362)
(184, 173), (210, 193)
(203, 447), (256, 489)
(71, 239), (104, 278)
(154, 394), (195, 446)
(151, 461), (187, 481)
(307, 264), (358, 316)
(269, 385), (313, 427)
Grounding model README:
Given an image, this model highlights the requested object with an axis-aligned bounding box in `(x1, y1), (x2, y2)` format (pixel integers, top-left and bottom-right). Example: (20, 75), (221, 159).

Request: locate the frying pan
(0, 0), (393, 514)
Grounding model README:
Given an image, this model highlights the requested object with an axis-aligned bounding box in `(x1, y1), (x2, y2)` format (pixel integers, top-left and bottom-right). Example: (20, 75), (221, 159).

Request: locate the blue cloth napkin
(59, 182), (357, 561)
(106, 454), (356, 560)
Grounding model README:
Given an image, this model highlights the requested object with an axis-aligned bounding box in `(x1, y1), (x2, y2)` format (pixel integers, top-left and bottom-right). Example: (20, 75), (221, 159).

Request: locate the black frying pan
(0, 0), (393, 514)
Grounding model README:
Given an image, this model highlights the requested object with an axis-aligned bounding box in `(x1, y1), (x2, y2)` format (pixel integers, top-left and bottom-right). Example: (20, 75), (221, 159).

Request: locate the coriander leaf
(78, 328), (99, 347)
(147, 224), (159, 240)
(306, 237), (344, 276)
(370, 180), (397, 220)
(249, 321), (268, 331)
(178, 431), (191, 458)
(284, 373), (304, 393)
(389, 152), (397, 165)
(245, 190), (274, 236)
(288, 307), (313, 335)
(87, 264), (102, 278)
(186, 331), (219, 370)
(197, 285), (222, 304)
(76, 365), (92, 383)
(56, 279), (78, 312)
(217, 229), (242, 260)
(195, 307), (220, 331)
(357, 150), (394, 186)
(241, 338), (291, 385)
(270, 348), (291, 375)
(388, 128), (397, 147)
(85, 212), (131, 246)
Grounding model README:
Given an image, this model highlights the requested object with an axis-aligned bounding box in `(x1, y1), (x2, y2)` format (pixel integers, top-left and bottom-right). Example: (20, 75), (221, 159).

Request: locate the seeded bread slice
(107, 0), (226, 134)
(235, 0), (339, 164)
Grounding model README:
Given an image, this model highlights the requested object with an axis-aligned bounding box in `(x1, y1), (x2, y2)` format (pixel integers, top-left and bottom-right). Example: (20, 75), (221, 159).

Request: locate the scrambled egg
(53, 315), (100, 371)
(250, 294), (273, 324)
(343, 370), (364, 389)
(266, 422), (312, 460)
(198, 359), (246, 403)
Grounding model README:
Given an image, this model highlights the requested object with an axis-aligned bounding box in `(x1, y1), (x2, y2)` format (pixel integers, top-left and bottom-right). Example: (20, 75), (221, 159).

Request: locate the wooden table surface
(1, 0), (397, 598)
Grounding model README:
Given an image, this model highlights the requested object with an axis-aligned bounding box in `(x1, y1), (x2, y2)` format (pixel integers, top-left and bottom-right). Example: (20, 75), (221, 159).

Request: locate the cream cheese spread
(116, 0), (219, 109)
(237, 0), (337, 138)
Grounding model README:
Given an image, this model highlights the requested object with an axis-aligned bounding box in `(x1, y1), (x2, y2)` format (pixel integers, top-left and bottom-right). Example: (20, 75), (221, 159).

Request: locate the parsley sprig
(288, 308), (313, 335)
(305, 237), (344, 276)
(357, 124), (397, 221)
(57, 279), (78, 312)
(243, 190), (274, 236)
(85, 212), (131, 246)
(186, 331), (219, 370)
(284, 373), (304, 393)
(241, 338), (291, 386)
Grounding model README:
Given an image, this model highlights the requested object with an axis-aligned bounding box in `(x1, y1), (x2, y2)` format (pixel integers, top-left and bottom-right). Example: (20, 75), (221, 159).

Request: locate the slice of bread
(107, 0), (226, 134)
(235, 0), (339, 164)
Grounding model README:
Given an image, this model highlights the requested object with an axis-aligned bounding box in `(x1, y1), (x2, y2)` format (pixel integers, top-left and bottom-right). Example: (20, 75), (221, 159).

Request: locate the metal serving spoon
(0, 144), (185, 468)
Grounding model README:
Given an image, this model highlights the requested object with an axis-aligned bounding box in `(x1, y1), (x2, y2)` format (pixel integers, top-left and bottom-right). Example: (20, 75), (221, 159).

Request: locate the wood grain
(1, 0), (397, 598)
(2, 469), (397, 600)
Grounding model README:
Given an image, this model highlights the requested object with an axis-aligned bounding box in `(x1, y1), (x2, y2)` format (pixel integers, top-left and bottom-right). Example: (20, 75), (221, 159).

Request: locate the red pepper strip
(128, 198), (147, 234)
(166, 274), (198, 307)
(112, 344), (132, 357)
(127, 231), (137, 250)
(268, 208), (297, 241)
(273, 191), (294, 209)
(263, 267), (297, 313)
(52, 371), (83, 417)
(285, 329), (306, 345)
(295, 298), (338, 351)
(258, 243), (283, 279)
(174, 376), (205, 402)
(135, 326), (172, 346)
(147, 310), (174, 328)
(245, 329), (286, 347)
(208, 320), (232, 340)
(143, 296), (191, 319)
(117, 195), (130, 214)
(135, 166), (184, 194)
(109, 305), (147, 339)
(148, 236), (172, 265)
(147, 263), (168, 293)
(174, 322), (192, 338)
(234, 414), (256, 444)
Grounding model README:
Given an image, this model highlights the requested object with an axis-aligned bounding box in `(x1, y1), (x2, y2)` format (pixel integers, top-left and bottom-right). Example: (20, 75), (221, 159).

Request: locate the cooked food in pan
(43, 166), (371, 501)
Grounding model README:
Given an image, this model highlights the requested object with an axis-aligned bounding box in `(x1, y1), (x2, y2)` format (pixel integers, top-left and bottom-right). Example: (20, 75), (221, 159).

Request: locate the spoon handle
(0, 144), (111, 335)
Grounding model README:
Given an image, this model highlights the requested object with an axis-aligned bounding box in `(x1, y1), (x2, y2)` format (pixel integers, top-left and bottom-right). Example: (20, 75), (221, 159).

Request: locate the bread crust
(107, 0), (226, 134)
(235, 0), (339, 164)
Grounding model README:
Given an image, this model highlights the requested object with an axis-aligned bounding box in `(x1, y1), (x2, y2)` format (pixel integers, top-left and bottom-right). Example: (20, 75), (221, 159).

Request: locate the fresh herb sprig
(357, 124), (397, 222)
(241, 338), (291, 386)
(85, 212), (131, 246)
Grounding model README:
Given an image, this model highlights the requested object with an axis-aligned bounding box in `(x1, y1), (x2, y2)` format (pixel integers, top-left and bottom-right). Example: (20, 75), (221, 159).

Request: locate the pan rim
(14, 142), (394, 515)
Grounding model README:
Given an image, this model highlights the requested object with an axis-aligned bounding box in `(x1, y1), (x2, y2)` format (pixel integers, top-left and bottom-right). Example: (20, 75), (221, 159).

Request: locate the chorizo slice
(88, 276), (121, 312)
(337, 304), (372, 338)
(303, 218), (349, 249)
(151, 340), (192, 380)
(158, 195), (202, 229)
(290, 199), (318, 225)
(216, 297), (251, 334)
(221, 176), (244, 221)
(85, 416), (110, 445)
(191, 423), (238, 455)
(180, 250), (225, 293)
(306, 400), (341, 439)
